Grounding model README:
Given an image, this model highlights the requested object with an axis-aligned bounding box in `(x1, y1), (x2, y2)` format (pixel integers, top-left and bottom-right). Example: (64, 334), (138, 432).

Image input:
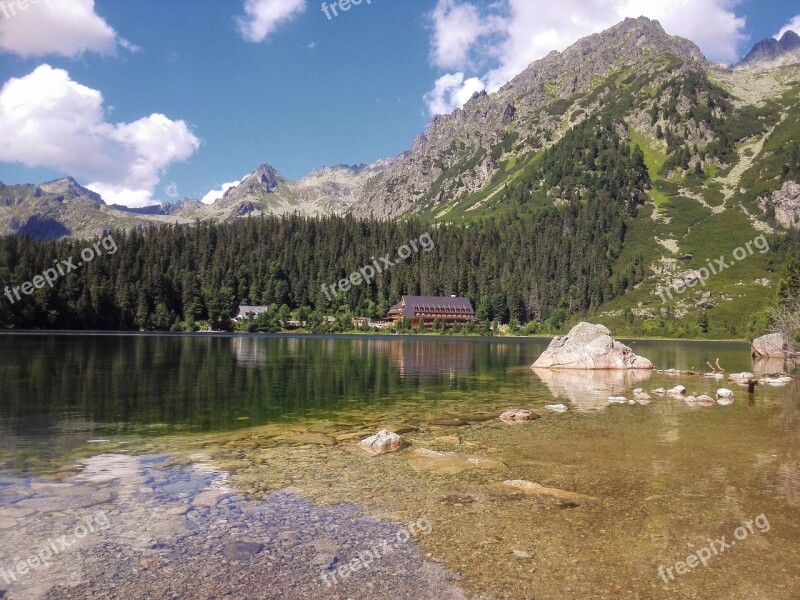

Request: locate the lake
(0, 333), (798, 599)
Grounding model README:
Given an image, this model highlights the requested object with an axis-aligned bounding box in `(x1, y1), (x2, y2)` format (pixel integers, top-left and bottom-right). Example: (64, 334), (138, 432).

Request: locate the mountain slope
(350, 17), (707, 219)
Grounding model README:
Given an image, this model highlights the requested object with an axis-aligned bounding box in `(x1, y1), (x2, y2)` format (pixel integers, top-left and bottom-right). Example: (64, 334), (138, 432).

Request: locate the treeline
(0, 198), (643, 331)
(0, 115), (659, 332)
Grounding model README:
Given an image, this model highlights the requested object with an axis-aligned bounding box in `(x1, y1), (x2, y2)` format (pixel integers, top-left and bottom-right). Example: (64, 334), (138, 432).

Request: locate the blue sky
(0, 0), (797, 207)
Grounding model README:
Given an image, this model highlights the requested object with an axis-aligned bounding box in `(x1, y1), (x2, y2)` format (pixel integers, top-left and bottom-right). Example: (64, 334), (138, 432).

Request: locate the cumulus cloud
(201, 180), (243, 205)
(0, 65), (201, 208)
(424, 0), (749, 115)
(236, 0), (306, 43)
(0, 0), (134, 58)
(775, 15), (800, 39)
(429, 0), (504, 70)
(424, 72), (485, 116)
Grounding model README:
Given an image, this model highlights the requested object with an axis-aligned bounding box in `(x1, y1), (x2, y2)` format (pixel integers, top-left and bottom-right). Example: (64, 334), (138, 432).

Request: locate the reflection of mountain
(532, 368), (652, 411)
(375, 340), (474, 377)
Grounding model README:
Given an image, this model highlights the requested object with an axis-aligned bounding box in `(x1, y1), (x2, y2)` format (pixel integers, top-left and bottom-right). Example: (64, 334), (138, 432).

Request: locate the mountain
(111, 198), (202, 216)
(350, 17), (707, 219)
(185, 161), (390, 221)
(0, 177), (202, 239)
(738, 30), (800, 69)
(1, 16), (799, 332)
(0, 162), (390, 239)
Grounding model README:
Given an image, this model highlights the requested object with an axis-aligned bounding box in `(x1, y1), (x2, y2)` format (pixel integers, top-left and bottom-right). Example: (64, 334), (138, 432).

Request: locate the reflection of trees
(373, 340), (474, 377)
(0, 336), (527, 433)
(531, 368), (652, 411)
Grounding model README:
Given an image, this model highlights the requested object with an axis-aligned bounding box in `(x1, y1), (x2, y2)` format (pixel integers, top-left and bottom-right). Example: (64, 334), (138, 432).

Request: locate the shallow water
(1, 333), (798, 599)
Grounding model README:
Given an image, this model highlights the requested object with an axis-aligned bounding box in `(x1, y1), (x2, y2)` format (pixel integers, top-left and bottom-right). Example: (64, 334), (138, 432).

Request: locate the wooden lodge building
(386, 296), (476, 326)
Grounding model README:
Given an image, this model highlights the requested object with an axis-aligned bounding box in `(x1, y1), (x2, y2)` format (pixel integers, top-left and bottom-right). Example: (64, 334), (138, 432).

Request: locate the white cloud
(201, 180), (242, 205)
(424, 0), (748, 115)
(0, 0), (134, 58)
(429, 0), (503, 70)
(424, 72), (485, 116)
(0, 65), (201, 208)
(775, 15), (800, 39)
(236, 0), (306, 43)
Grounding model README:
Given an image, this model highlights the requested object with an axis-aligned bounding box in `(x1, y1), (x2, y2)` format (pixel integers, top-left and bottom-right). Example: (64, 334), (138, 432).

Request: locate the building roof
(387, 296), (475, 319)
(236, 305), (269, 318)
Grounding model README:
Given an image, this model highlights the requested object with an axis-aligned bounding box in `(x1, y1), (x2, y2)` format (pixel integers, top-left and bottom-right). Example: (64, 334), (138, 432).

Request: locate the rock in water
(532, 322), (653, 370)
(222, 541), (265, 562)
(751, 333), (788, 359)
(358, 429), (408, 456)
(499, 409), (540, 424)
(728, 372), (754, 385)
(716, 388), (734, 399)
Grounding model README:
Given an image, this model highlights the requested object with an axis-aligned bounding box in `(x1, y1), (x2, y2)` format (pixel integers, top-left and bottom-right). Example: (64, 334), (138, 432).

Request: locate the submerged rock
(497, 480), (597, 503)
(499, 409), (540, 424)
(545, 404), (568, 413)
(428, 417), (468, 427)
(223, 541), (265, 562)
(287, 432), (337, 446)
(358, 430), (408, 456)
(607, 396), (627, 404)
(532, 322), (653, 370)
(406, 448), (508, 474)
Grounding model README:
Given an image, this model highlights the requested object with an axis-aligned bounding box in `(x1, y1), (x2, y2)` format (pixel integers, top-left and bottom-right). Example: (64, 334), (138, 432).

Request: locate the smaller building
(234, 305), (269, 321)
(386, 296), (475, 326)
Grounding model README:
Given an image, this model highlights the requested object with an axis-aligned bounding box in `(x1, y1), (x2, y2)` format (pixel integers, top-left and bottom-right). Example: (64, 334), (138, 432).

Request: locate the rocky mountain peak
(38, 177), (103, 204)
(738, 30), (800, 68)
(244, 163), (285, 190)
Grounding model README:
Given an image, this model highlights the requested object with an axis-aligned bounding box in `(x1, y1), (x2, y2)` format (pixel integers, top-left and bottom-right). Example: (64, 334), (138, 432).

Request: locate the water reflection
(374, 339), (474, 377)
(531, 367), (653, 411)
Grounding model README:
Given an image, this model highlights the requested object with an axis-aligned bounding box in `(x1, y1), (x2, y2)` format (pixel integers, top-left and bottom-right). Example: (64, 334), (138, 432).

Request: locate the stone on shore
(531, 323), (653, 370)
(358, 430), (408, 456)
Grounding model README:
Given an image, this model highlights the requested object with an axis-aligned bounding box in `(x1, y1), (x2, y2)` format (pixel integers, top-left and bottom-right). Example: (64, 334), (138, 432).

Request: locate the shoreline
(0, 329), (755, 344)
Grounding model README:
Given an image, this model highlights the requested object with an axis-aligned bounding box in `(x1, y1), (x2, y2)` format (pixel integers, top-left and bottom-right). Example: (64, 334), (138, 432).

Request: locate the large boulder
(532, 323), (653, 370)
(751, 333), (787, 359)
